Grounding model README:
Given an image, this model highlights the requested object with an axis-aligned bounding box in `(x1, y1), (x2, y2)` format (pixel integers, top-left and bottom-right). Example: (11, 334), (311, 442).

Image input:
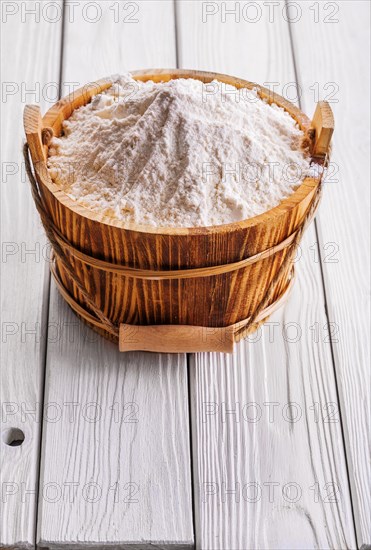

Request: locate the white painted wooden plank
(38, 294), (192, 550)
(0, 2), (62, 547)
(37, 2), (193, 548)
(289, 2), (371, 546)
(60, 0), (177, 95)
(176, 1), (357, 548)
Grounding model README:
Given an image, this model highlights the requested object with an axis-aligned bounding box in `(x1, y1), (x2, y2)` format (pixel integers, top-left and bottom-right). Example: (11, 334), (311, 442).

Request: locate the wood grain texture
(289, 1), (371, 545)
(25, 69), (321, 343)
(311, 102), (334, 157)
(36, 1), (193, 548)
(0, 3), (62, 547)
(38, 292), (193, 549)
(176, 1), (357, 547)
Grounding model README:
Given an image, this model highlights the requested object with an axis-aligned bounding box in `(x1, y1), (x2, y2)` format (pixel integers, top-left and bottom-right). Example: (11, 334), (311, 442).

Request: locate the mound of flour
(48, 74), (312, 227)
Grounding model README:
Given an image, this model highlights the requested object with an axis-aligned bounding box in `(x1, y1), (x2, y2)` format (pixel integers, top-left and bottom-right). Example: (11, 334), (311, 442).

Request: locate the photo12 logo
(1, 1), (140, 24)
(2, 480), (140, 504)
(201, 2), (340, 24)
(201, 480), (342, 504)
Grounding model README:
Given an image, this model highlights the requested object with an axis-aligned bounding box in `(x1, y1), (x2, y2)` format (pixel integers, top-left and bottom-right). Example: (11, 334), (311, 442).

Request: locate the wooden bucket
(23, 69), (334, 353)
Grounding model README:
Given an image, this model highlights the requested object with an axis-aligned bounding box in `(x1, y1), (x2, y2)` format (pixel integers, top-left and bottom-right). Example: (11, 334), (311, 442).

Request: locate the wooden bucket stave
(24, 69), (334, 350)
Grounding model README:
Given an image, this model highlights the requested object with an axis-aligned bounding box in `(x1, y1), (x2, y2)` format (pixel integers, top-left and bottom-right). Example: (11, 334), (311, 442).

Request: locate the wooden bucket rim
(31, 68), (320, 236)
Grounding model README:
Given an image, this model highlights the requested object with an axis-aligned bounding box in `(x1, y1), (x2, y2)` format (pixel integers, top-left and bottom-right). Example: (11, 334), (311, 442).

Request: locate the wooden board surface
(36, 2), (193, 548)
(0, 3), (62, 547)
(176, 1), (357, 548)
(1, 1), (369, 549)
(289, 2), (371, 546)
(38, 294), (193, 549)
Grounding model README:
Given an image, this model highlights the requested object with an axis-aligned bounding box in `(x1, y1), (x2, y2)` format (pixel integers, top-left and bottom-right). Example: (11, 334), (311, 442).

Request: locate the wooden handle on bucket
(24, 104), (54, 163)
(311, 101), (334, 157)
(119, 324), (235, 353)
(118, 272), (296, 353)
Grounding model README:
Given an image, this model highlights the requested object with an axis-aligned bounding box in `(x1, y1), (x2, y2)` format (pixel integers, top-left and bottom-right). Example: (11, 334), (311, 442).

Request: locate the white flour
(48, 74), (312, 227)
